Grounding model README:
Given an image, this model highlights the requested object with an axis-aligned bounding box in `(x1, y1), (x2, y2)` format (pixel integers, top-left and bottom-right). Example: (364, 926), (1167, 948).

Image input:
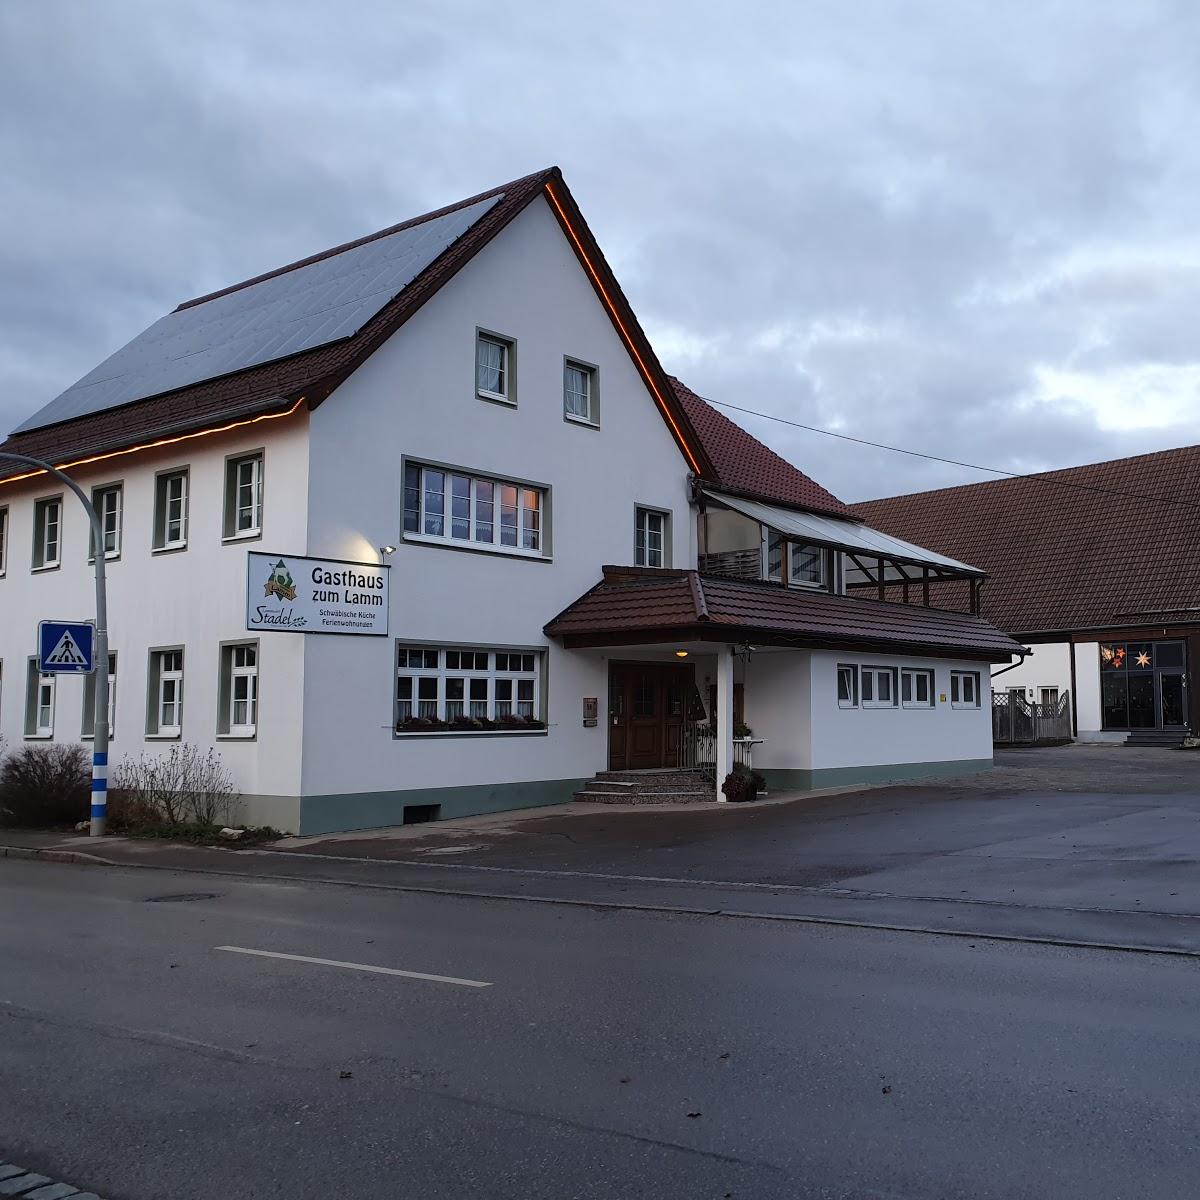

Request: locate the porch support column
(716, 644), (736, 798)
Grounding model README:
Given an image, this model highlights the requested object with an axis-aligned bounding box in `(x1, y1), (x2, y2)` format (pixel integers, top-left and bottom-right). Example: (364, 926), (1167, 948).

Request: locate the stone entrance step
(575, 767), (715, 805)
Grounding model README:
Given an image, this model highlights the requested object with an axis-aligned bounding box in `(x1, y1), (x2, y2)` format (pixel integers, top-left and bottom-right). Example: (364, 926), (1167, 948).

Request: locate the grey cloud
(4, 0), (1200, 504)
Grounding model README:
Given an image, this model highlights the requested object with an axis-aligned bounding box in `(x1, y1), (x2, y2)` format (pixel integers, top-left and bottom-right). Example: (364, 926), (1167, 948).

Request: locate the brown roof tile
(544, 566), (1022, 660)
(670, 377), (854, 518)
(853, 445), (1200, 636)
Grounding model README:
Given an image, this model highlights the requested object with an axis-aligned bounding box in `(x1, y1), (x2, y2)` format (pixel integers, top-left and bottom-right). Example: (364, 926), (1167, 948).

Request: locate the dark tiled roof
(0, 170), (556, 480)
(670, 377), (854, 518)
(1, 169), (715, 484)
(544, 566), (1022, 660)
(853, 445), (1200, 636)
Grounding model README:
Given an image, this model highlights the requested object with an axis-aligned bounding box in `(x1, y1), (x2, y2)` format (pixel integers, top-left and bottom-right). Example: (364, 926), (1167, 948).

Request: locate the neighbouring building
(0, 167), (1021, 833)
(855, 445), (1200, 745)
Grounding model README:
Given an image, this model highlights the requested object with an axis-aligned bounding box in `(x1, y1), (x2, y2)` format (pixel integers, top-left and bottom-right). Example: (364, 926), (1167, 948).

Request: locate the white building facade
(0, 169), (1021, 833)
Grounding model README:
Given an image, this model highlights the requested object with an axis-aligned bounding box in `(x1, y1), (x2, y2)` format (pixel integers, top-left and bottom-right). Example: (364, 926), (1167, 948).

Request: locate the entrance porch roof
(544, 567), (1024, 662)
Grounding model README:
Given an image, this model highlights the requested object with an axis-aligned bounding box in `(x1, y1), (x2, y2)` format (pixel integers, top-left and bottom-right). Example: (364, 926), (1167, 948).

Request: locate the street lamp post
(0, 453), (110, 836)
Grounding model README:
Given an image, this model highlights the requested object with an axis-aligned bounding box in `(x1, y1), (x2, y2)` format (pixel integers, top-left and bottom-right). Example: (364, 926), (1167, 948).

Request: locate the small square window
(837, 664), (858, 708)
(902, 668), (935, 708)
(564, 359), (598, 426)
(951, 670), (981, 709)
(862, 666), (898, 709)
(476, 332), (515, 404)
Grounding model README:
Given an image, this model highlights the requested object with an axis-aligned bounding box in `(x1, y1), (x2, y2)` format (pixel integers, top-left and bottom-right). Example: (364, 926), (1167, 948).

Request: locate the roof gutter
(990, 647), (1033, 679)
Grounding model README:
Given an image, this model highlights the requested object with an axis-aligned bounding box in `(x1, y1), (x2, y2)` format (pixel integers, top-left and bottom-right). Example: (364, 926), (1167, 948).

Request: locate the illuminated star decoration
(1136, 652), (1151, 667)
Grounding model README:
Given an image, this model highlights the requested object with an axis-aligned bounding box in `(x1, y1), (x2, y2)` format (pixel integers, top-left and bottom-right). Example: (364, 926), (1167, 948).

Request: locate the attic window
(477, 332), (515, 405)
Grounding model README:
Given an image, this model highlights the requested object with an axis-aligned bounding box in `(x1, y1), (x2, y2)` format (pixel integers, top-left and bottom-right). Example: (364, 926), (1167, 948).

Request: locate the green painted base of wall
(298, 778), (589, 836)
(760, 758), (993, 792)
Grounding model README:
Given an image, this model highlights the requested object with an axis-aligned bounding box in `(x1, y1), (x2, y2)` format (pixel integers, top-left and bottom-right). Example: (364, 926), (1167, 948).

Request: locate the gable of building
(853, 444), (1200, 636)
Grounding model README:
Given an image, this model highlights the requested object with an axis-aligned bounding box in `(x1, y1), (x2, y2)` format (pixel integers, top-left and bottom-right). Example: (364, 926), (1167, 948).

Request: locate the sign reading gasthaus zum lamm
(246, 552), (390, 636)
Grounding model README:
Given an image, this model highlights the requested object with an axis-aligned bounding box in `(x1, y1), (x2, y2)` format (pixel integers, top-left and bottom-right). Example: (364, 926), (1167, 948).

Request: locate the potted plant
(721, 764), (765, 803)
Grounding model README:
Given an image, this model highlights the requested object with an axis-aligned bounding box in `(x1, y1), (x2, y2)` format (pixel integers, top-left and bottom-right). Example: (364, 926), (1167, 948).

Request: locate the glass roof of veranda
(700, 489), (986, 588)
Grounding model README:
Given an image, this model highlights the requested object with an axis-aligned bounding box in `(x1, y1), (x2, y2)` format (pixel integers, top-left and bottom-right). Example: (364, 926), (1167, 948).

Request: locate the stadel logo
(263, 559), (298, 602)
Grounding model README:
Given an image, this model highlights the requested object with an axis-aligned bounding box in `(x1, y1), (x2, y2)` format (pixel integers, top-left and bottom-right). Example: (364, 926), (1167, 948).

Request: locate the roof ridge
(854, 440), (1200, 508)
(176, 167), (558, 313)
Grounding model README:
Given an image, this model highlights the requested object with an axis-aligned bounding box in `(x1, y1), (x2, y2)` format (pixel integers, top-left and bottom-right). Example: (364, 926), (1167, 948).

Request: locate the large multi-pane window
(476, 332), (514, 404)
(82, 653), (117, 739)
(0, 505), (7, 576)
(224, 453), (263, 539)
(395, 645), (543, 732)
(403, 463), (546, 556)
(90, 484), (122, 560)
(563, 359), (597, 425)
(147, 648), (184, 736)
(153, 470), (189, 551)
(635, 507), (669, 568)
(219, 642), (258, 736)
(32, 496), (62, 570)
(25, 660), (55, 738)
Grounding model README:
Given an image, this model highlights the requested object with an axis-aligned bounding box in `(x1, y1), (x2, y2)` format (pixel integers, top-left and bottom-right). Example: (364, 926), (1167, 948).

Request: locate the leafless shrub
(112, 744), (240, 828)
(0, 743), (90, 828)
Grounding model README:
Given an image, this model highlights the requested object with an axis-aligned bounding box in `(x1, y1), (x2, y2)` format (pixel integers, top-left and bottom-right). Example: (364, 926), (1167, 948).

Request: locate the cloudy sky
(4, 0), (1199, 500)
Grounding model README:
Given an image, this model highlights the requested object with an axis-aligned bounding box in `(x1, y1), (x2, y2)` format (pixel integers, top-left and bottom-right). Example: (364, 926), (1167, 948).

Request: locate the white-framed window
(224, 453), (263, 540)
(837, 664), (858, 708)
(82, 653), (117, 740)
(563, 359), (598, 425)
(476, 331), (515, 404)
(901, 668), (935, 708)
(0, 505), (8, 576)
(951, 670), (981, 709)
(765, 531), (784, 582)
(25, 659), (55, 738)
(403, 462), (547, 557)
(147, 648), (184, 736)
(153, 470), (189, 551)
(1039, 686), (1060, 708)
(90, 484), (122, 561)
(861, 666), (898, 709)
(395, 644), (543, 733)
(219, 642), (258, 737)
(635, 507), (670, 568)
(32, 496), (62, 570)
(789, 543), (826, 588)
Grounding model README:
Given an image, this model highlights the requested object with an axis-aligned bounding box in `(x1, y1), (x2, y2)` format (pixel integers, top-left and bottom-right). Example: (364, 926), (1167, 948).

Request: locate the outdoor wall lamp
(675, 650), (689, 658)
(378, 544), (398, 560)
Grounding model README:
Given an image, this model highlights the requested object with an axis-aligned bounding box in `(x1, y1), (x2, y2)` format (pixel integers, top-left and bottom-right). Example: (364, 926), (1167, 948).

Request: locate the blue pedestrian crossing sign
(38, 621), (95, 674)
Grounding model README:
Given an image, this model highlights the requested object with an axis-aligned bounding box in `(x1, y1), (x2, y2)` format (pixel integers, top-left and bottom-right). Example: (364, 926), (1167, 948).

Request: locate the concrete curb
(0, 844), (114, 867)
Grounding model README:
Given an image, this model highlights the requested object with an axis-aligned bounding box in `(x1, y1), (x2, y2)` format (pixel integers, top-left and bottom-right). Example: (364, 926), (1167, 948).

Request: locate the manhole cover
(144, 892), (222, 903)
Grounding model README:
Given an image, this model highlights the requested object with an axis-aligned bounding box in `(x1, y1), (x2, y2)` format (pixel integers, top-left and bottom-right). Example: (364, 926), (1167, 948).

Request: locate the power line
(704, 397), (1184, 508)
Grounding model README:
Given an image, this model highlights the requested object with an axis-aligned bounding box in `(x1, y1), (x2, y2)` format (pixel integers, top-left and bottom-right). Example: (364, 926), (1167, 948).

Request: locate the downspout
(990, 647), (1032, 681)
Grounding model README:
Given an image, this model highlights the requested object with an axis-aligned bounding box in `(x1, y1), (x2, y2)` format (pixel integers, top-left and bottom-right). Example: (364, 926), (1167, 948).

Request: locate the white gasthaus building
(0, 168), (1022, 834)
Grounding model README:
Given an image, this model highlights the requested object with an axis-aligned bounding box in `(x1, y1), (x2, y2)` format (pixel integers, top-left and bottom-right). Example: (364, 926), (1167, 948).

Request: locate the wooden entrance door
(608, 662), (691, 770)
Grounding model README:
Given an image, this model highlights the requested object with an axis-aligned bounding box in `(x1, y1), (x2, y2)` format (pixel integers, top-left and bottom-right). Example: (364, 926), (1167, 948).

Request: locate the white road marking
(215, 945), (492, 988)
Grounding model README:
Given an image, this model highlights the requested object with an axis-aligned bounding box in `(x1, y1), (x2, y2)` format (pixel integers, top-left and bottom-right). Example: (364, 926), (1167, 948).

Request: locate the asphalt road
(3, 858), (1198, 1199)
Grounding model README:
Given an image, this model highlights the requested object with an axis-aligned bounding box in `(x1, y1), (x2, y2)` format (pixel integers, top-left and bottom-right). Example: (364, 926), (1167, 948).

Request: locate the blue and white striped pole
(90, 749), (108, 833)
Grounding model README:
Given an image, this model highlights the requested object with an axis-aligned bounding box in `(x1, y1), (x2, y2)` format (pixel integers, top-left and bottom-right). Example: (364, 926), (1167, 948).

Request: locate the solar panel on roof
(16, 194), (504, 433)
